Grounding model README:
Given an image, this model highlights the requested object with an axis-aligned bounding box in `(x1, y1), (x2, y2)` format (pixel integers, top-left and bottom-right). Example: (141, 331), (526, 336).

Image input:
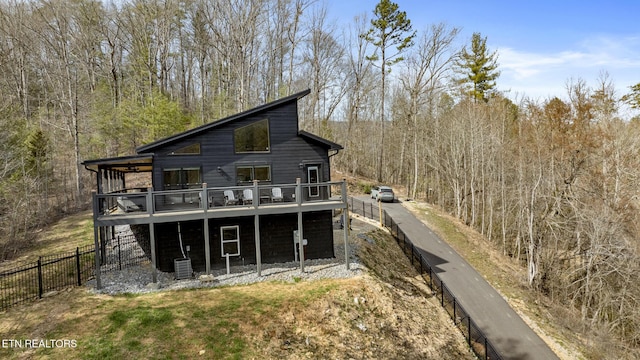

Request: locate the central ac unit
(174, 258), (193, 280)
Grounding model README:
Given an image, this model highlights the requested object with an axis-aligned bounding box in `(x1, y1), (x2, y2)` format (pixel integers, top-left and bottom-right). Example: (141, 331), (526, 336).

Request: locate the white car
(371, 186), (394, 202)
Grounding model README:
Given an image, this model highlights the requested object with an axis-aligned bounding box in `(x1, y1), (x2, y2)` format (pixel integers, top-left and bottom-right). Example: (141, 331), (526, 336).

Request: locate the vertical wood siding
(151, 101), (331, 188)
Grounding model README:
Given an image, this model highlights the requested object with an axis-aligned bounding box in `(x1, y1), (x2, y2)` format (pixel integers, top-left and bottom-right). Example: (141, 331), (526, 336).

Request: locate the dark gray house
(83, 90), (349, 286)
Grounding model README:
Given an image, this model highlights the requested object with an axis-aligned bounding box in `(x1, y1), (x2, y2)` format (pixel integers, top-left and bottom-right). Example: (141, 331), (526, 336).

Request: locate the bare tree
(299, 4), (347, 135)
(397, 23), (458, 198)
(31, 0), (91, 206)
(0, 1), (34, 119)
(100, 2), (125, 108)
(340, 13), (377, 178)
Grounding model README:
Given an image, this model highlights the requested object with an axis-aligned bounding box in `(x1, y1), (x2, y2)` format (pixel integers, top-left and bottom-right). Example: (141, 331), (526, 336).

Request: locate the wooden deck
(93, 181), (347, 227)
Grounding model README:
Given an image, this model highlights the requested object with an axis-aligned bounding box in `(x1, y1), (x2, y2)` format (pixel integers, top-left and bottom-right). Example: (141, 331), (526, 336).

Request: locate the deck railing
(95, 180), (345, 218)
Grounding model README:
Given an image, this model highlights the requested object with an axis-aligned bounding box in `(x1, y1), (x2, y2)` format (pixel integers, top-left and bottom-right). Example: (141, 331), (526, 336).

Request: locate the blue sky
(327, 0), (640, 103)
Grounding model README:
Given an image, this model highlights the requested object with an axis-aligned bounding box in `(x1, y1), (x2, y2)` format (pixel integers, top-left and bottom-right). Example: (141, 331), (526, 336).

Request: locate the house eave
(81, 154), (154, 173)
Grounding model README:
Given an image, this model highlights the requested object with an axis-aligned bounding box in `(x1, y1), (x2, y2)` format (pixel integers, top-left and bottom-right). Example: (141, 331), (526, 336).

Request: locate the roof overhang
(298, 130), (343, 151)
(82, 154), (153, 173)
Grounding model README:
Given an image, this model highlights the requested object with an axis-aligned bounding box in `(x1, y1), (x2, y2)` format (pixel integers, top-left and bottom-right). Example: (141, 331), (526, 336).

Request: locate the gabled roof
(136, 89), (312, 154)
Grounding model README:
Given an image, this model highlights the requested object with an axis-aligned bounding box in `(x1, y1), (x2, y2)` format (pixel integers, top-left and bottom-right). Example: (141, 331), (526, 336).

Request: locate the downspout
(328, 149), (340, 178)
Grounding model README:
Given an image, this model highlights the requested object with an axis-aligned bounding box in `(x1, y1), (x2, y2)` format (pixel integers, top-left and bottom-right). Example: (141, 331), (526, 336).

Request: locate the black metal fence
(348, 196), (381, 222)
(0, 234), (149, 311)
(348, 197), (503, 360)
(0, 245), (94, 310)
(100, 234), (150, 272)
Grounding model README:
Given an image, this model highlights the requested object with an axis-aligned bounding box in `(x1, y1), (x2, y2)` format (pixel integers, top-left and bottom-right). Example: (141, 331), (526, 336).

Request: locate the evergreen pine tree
(455, 32), (500, 102)
(622, 82), (640, 109)
(362, 0), (416, 181)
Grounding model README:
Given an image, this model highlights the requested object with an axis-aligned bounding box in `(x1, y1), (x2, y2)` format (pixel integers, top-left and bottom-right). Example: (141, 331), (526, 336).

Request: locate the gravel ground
(88, 216), (377, 295)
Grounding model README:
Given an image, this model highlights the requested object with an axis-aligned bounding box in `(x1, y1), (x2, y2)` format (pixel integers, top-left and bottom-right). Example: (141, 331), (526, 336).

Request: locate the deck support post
(92, 192), (102, 289)
(341, 180), (350, 270)
(149, 223), (157, 283)
(147, 187), (157, 283)
(202, 183), (211, 274)
(255, 214), (261, 276)
(204, 220), (211, 274)
(296, 178), (305, 273)
(254, 180), (262, 276)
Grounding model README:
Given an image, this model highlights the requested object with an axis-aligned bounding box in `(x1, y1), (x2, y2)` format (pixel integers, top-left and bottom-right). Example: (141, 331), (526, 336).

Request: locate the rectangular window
(237, 167), (253, 182)
(163, 168), (182, 190)
(168, 143), (201, 155)
(234, 119), (270, 153)
(220, 225), (240, 256)
(183, 168), (201, 188)
(163, 167), (201, 190)
(254, 166), (270, 181)
(236, 165), (271, 184)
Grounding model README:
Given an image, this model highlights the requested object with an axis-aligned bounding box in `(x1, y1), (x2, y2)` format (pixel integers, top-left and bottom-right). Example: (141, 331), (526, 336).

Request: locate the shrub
(360, 182), (372, 194)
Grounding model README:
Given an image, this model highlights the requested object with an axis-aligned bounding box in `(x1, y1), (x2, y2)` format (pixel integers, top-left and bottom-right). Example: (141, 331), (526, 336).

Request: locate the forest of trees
(1, 0), (639, 355)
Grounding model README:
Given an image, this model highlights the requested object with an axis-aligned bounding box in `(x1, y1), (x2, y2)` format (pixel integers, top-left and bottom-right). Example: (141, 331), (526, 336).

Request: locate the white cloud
(496, 35), (640, 100)
(498, 48), (587, 80)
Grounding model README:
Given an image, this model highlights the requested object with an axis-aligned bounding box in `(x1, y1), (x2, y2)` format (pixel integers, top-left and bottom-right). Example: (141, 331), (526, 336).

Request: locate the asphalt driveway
(357, 196), (560, 360)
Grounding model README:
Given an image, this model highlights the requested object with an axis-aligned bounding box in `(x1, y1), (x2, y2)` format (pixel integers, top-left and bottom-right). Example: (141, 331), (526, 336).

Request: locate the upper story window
(168, 143), (201, 155)
(163, 167), (201, 190)
(234, 119), (270, 153)
(236, 165), (271, 184)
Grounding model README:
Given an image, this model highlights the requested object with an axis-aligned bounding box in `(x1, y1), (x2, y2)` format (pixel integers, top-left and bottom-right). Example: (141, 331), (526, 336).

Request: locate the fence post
(468, 316), (472, 346)
(117, 236), (122, 271)
(76, 247), (82, 286)
(453, 298), (457, 324)
(485, 338), (488, 360)
(37, 257), (43, 299)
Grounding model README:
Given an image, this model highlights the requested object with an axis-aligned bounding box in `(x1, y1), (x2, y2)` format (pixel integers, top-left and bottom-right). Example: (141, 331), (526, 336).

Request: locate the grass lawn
(0, 280), (342, 360)
(0, 210), (94, 272)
